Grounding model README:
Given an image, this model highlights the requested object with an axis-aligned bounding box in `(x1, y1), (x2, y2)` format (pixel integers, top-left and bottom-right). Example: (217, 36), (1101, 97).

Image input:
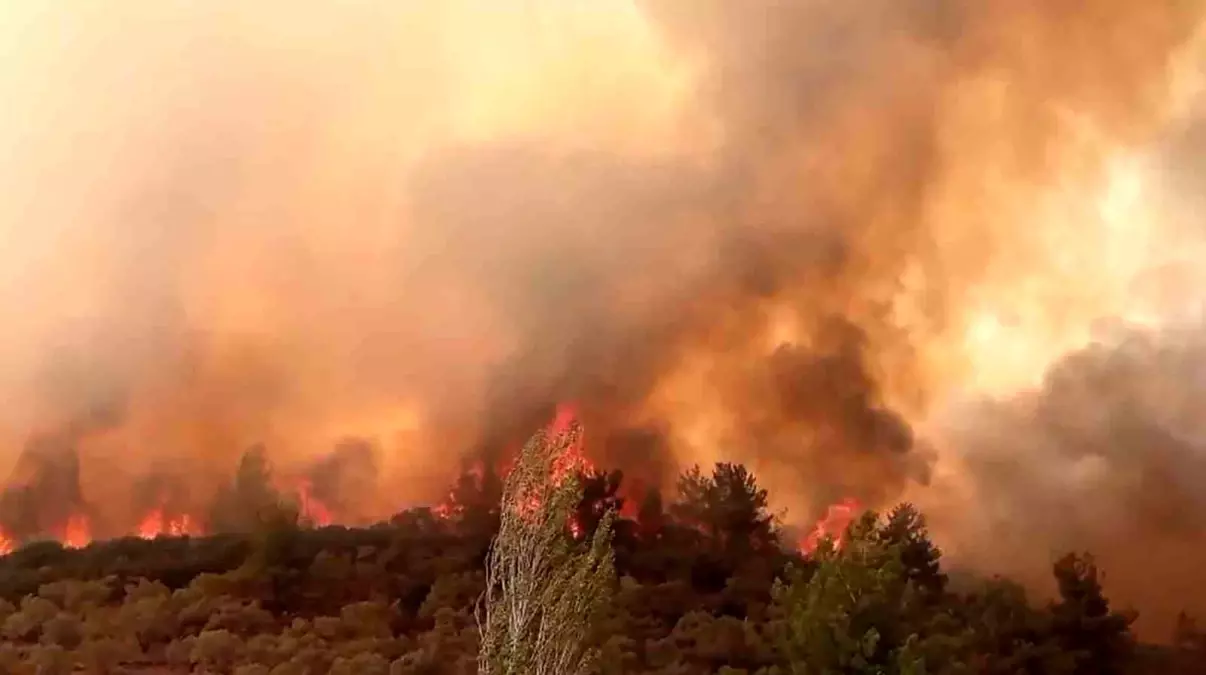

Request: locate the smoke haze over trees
(0, 456), (1195, 673)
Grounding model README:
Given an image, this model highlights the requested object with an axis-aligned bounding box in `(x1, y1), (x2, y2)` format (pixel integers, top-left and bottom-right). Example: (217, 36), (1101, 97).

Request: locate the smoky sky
(928, 321), (1206, 638)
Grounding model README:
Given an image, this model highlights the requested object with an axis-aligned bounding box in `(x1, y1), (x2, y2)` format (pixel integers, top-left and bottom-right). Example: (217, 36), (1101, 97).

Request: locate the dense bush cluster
(0, 461), (1202, 674)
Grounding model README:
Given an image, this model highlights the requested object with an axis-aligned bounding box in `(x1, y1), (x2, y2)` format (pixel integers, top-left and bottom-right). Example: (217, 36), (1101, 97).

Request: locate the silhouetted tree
(636, 489), (665, 541)
(1050, 553), (1135, 675)
(447, 461), (504, 542)
(879, 503), (946, 599)
(575, 470), (624, 541)
(1175, 612), (1206, 652)
(960, 579), (1077, 674)
(1168, 613), (1206, 675)
(208, 445), (285, 533)
(670, 463), (778, 554)
(234, 497), (304, 614)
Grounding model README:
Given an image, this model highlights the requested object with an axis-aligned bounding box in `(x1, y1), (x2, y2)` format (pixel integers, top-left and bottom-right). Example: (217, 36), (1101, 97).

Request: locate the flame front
(59, 514), (91, 550)
(137, 509), (198, 539)
(293, 480), (334, 528)
(800, 498), (862, 555)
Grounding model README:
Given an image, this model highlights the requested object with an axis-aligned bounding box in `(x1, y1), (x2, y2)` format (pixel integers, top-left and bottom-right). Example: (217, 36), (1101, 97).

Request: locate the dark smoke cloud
(393, 0), (1203, 512)
(403, 137), (929, 510)
(932, 322), (1206, 637)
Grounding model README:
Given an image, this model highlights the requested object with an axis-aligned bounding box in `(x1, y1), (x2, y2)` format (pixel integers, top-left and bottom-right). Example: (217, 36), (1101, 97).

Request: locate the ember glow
(509, 405), (594, 525)
(291, 480), (334, 528)
(549, 403), (593, 483)
(799, 498), (863, 555)
(137, 510), (197, 540)
(58, 514), (91, 550)
(0, 0), (1204, 636)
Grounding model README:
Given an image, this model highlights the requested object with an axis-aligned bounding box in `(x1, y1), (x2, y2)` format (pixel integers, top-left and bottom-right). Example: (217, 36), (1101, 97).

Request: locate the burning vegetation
(0, 408), (1194, 674)
(0, 402), (857, 572)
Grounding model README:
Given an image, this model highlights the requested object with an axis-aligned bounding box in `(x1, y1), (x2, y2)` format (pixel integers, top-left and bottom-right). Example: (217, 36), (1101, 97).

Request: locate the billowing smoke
(301, 437), (380, 525)
(919, 91), (1206, 638)
(0, 0), (1204, 636)
(928, 320), (1206, 638)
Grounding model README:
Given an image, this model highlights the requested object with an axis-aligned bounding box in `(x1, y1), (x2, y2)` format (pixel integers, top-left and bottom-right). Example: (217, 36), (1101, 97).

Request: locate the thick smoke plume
(928, 320), (1206, 638)
(0, 0), (1203, 636)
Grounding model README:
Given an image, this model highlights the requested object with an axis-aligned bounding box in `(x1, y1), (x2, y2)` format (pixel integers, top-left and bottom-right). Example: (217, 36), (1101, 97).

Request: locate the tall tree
(448, 460), (504, 540)
(208, 444), (284, 533)
(636, 488), (666, 541)
(671, 463), (778, 553)
(574, 469), (625, 541)
(477, 420), (616, 675)
(771, 512), (929, 674)
(879, 503), (946, 598)
(1049, 553), (1135, 675)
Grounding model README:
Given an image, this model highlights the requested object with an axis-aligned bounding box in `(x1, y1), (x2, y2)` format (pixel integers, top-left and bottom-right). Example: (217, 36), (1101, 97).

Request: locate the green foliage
(446, 462), (504, 538)
(770, 512), (931, 674)
(637, 489), (666, 540)
(0, 460), (1179, 674)
(210, 445), (288, 534)
(476, 421), (617, 675)
(672, 463), (779, 554)
(1049, 553), (1136, 675)
(878, 504), (945, 599)
(767, 508), (1147, 675)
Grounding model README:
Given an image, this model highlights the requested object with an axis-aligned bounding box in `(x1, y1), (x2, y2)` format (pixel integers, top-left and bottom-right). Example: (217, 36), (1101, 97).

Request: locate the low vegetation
(0, 430), (1201, 673)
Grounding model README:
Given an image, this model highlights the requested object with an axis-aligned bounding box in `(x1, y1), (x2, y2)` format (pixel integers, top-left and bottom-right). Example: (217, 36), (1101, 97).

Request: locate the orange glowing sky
(0, 0), (1202, 524)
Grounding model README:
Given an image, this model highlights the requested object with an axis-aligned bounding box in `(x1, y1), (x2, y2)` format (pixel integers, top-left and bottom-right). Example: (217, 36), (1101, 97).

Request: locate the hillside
(0, 457), (1202, 674)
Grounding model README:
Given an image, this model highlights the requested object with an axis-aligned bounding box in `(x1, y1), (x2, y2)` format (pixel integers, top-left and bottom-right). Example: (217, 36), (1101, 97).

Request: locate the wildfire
(552, 403), (596, 540)
(550, 402), (594, 479)
(550, 401), (579, 436)
(293, 480), (334, 527)
(800, 497), (862, 555)
(496, 402), (597, 537)
(432, 500), (456, 521)
(0, 403), (855, 555)
(59, 513), (91, 549)
(137, 509), (198, 539)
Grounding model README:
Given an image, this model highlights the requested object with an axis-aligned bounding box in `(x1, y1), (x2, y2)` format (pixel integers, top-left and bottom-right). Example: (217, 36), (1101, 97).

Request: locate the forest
(0, 424), (1202, 675)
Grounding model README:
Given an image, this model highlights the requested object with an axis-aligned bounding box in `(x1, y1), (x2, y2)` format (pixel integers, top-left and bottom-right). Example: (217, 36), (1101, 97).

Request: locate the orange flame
(549, 401), (593, 480)
(138, 509), (198, 539)
(800, 497), (862, 555)
(550, 401), (579, 435)
(432, 500), (456, 521)
(294, 479), (333, 527)
(508, 403), (595, 536)
(60, 513), (91, 549)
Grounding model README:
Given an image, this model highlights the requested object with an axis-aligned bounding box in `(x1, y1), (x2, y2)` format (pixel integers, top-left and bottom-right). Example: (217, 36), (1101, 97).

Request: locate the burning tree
(476, 415), (616, 675)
